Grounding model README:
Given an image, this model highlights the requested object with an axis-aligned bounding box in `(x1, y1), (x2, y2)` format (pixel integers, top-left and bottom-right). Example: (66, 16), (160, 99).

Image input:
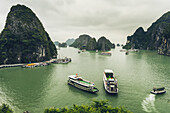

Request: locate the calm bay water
(0, 47), (170, 113)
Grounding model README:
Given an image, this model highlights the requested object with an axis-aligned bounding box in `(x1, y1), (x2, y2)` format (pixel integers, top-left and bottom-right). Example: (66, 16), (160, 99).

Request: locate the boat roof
(68, 75), (82, 79)
(104, 69), (113, 73)
(68, 75), (94, 86)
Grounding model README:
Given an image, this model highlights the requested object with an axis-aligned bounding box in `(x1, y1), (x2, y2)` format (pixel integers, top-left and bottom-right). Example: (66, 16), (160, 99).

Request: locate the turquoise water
(0, 47), (170, 113)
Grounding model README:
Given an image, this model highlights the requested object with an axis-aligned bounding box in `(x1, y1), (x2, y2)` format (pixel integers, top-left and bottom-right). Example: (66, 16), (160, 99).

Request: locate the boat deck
(77, 80), (93, 85)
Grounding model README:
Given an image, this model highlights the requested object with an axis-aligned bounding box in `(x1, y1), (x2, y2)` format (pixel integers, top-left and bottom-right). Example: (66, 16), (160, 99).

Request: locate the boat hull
(150, 90), (166, 94)
(68, 80), (98, 93)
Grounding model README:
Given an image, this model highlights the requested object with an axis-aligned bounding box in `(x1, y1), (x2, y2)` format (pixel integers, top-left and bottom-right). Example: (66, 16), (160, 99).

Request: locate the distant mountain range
(123, 11), (170, 56)
(0, 4), (57, 64)
(66, 38), (75, 46)
(70, 34), (115, 51)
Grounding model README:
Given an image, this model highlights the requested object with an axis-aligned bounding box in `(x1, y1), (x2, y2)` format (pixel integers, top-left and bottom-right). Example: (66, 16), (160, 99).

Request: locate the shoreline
(0, 59), (57, 69)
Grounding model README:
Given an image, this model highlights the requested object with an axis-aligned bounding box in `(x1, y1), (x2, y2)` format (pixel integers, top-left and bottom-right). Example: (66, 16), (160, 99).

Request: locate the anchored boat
(150, 87), (166, 94)
(101, 52), (111, 56)
(103, 69), (118, 94)
(54, 57), (71, 64)
(68, 75), (99, 93)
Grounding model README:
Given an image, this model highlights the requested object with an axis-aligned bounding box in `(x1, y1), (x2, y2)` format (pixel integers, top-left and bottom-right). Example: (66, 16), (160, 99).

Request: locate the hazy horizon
(0, 0), (170, 44)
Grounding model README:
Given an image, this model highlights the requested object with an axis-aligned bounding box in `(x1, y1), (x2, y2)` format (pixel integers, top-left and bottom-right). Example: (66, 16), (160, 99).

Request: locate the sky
(0, 0), (170, 44)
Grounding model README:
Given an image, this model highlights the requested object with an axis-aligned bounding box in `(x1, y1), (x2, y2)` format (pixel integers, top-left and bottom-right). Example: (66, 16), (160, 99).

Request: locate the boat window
(109, 82), (115, 85)
(105, 73), (113, 78)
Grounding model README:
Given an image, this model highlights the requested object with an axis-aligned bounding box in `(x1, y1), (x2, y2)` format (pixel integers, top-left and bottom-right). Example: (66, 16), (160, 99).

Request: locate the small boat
(78, 51), (81, 53)
(103, 69), (118, 94)
(125, 51), (129, 55)
(128, 49), (139, 52)
(96, 50), (98, 53)
(54, 57), (71, 64)
(150, 87), (166, 94)
(68, 75), (99, 93)
(101, 52), (111, 56)
(82, 49), (86, 52)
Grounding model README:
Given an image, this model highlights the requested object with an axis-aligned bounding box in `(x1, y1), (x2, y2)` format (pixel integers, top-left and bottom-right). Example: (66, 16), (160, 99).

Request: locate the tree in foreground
(0, 104), (13, 113)
(44, 100), (133, 113)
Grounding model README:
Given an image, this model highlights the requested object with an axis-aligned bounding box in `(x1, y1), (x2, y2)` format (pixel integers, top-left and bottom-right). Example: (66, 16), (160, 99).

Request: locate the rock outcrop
(97, 36), (115, 51)
(70, 34), (115, 51)
(0, 4), (57, 64)
(123, 11), (170, 56)
(66, 38), (75, 46)
(70, 34), (92, 49)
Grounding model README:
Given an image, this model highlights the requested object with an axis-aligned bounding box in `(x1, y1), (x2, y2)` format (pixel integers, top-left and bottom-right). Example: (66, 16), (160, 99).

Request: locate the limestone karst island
(0, 2), (169, 113)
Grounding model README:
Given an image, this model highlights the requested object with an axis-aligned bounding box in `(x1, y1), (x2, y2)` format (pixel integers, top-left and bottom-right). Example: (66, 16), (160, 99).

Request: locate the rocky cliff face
(66, 38), (75, 46)
(0, 4), (57, 64)
(124, 11), (170, 56)
(70, 34), (115, 51)
(70, 34), (92, 49)
(97, 36), (115, 51)
(86, 38), (97, 50)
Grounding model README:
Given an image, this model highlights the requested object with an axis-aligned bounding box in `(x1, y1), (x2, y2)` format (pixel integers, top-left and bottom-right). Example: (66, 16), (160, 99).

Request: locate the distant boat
(22, 62), (49, 68)
(101, 52), (111, 56)
(128, 49), (139, 52)
(150, 87), (166, 94)
(68, 75), (99, 93)
(96, 50), (98, 53)
(125, 51), (129, 55)
(82, 49), (86, 52)
(120, 49), (126, 52)
(103, 69), (118, 94)
(54, 57), (71, 64)
(78, 51), (81, 53)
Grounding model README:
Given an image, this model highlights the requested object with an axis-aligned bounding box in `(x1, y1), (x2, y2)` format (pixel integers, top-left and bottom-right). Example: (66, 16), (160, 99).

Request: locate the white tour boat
(103, 69), (118, 94)
(68, 75), (99, 93)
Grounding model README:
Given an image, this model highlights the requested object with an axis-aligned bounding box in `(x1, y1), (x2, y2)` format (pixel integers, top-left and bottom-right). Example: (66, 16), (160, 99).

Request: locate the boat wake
(141, 94), (159, 113)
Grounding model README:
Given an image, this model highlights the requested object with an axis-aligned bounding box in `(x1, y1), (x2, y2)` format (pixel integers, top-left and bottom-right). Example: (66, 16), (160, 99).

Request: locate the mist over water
(0, 47), (170, 113)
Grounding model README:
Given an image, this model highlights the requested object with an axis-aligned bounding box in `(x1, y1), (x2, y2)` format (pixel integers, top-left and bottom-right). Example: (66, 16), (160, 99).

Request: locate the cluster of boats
(53, 57), (71, 64)
(68, 69), (166, 95)
(68, 69), (118, 94)
(22, 62), (49, 68)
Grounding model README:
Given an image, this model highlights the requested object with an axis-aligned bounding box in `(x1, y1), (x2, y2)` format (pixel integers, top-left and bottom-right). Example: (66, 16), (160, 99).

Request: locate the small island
(70, 34), (115, 51)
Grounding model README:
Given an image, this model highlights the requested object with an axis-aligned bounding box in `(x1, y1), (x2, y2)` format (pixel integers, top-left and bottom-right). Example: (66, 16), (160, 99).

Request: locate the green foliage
(123, 43), (131, 50)
(0, 104), (13, 113)
(58, 43), (67, 47)
(44, 100), (133, 113)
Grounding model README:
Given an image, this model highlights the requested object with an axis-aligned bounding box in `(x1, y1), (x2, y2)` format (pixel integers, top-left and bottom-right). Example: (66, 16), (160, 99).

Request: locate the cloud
(0, 0), (170, 43)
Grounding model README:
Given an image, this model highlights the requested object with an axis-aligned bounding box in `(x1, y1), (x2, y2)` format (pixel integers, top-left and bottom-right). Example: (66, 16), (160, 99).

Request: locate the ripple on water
(142, 94), (159, 113)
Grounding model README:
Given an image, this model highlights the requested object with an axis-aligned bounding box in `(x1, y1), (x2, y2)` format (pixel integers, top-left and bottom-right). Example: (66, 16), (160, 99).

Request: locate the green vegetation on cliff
(70, 34), (92, 49)
(86, 38), (97, 50)
(123, 11), (170, 56)
(0, 4), (57, 64)
(58, 43), (67, 47)
(97, 36), (115, 51)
